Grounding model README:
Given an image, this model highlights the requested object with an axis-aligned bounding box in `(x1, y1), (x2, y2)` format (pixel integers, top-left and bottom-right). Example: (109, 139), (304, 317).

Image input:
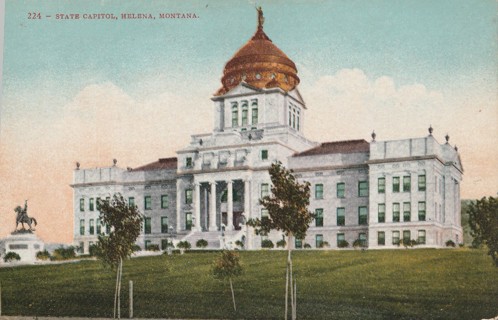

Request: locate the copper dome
(215, 9), (299, 95)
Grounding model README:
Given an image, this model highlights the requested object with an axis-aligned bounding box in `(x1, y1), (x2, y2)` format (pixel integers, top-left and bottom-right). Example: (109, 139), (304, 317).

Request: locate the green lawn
(0, 249), (497, 319)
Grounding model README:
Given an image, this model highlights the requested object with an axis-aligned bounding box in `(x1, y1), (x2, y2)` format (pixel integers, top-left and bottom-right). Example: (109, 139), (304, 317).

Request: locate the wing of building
(71, 9), (463, 253)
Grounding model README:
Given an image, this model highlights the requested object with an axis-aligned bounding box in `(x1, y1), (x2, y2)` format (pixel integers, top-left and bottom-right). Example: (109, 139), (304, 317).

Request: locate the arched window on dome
(241, 101), (248, 126)
(231, 103), (238, 127)
(251, 99), (258, 126)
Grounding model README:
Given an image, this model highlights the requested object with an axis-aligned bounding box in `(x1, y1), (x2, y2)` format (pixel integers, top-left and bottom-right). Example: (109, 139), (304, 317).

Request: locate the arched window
(241, 101), (248, 126)
(231, 103), (238, 127)
(251, 100), (258, 125)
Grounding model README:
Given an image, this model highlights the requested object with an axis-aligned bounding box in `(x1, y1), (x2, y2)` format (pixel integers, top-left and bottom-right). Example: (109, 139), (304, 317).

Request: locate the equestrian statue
(14, 200), (37, 232)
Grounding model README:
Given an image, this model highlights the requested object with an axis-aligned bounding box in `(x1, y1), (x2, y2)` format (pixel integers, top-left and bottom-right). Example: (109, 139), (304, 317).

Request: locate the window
(403, 202), (411, 222)
(288, 107), (292, 126)
(392, 231), (400, 245)
(79, 198), (85, 211)
(403, 230), (411, 244)
(359, 233), (367, 247)
(161, 217), (169, 233)
(261, 208), (269, 222)
(79, 219), (85, 235)
(337, 233), (346, 247)
(261, 149), (268, 160)
(185, 189), (193, 204)
(358, 181), (368, 197)
(418, 230), (426, 244)
(378, 204), (385, 223)
(220, 189), (227, 203)
(316, 234), (323, 248)
(337, 207), (345, 226)
(358, 206), (368, 225)
(315, 209), (323, 227)
(89, 219), (95, 235)
(378, 177), (385, 194)
(418, 175), (426, 191)
(393, 177), (400, 193)
(315, 184), (324, 199)
(295, 238), (303, 249)
(241, 103), (248, 126)
(378, 231), (385, 246)
(403, 176), (411, 192)
(96, 218), (102, 235)
(297, 110), (300, 131)
(231, 104), (238, 127)
(337, 182), (345, 198)
(128, 197), (135, 207)
(186, 157), (193, 168)
(89, 198), (94, 211)
(185, 212), (192, 230)
(393, 203), (400, 222)
(251, 103), (258, 125)
(418, 202), (426, 221)
(261, 183), (269, 198)
(144, 217), (152, 234)
(161, 195), (169, 209)
(145, 196), (152, 210)
(144, 240), (151, 250)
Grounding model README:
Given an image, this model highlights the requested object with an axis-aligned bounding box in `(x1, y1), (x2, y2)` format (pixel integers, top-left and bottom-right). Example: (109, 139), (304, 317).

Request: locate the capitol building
(71, 10), (463, 253)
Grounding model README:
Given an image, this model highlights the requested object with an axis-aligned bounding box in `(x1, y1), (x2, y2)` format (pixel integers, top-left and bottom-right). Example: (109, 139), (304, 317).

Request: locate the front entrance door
(221, 212), (227, 227)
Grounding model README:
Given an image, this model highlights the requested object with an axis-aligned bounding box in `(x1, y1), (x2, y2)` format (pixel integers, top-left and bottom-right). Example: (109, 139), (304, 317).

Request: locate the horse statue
(14, 200), (37, 232)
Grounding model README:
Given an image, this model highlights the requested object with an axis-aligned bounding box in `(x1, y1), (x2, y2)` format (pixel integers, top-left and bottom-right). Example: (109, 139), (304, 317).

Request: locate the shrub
(459, 243), (465, 248)
(89, 244), (100, 257)
(446, 240), (456, 247)
(353, 239), (367, 248)
(36, 250), (51, 261)
(4, 252), (21, 262)
(261, 239), (274, 248)
(132, 244), (142, 252)
(177, 241), (192, 250)
(51, 246), (76, 261)
(338, 240), (349, 248)
(147, 244), (160, 251)
(196, 239), (208, 248)
(234, 240), (244, 249)
(276, 239), (287, 248)
(304, 243), (312, 249)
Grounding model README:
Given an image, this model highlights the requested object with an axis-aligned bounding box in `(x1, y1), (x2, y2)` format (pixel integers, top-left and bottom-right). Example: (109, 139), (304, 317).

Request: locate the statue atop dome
(257, 6), (264, 29)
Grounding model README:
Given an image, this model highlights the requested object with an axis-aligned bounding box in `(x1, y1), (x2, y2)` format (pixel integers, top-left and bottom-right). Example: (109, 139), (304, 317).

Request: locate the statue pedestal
(2, 232), (45, 263)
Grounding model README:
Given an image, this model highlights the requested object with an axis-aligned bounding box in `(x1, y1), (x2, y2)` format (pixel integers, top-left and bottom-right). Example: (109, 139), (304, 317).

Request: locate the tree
(212, 250), (243, 312)
(468, 196), (498, 266)
(247, 161), (313, 320)
(96, 194), (143, 318)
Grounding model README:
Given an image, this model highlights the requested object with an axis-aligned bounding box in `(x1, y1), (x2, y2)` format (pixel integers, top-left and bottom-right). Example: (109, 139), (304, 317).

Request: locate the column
(244, 179), (251, 220)
(194, 182), (201, 231)
(227, 180), (233, 230)
(209, 182), (217, 231)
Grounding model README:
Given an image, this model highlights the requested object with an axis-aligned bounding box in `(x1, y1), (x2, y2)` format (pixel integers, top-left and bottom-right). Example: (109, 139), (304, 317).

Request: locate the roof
(132, 157), (178, 171)
(294, 140), (370, 157)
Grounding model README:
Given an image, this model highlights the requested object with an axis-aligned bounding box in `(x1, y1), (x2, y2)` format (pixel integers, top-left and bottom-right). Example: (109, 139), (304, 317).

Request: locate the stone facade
(71, 11), (463, 253)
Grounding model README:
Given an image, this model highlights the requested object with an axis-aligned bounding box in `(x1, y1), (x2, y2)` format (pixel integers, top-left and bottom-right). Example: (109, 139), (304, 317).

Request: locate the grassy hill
(0, 249), (497, 319)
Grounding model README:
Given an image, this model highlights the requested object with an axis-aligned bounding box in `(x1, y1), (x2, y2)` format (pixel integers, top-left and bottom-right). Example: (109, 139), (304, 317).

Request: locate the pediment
(288, 88), (306, 106)
(223, 81), (261, 96)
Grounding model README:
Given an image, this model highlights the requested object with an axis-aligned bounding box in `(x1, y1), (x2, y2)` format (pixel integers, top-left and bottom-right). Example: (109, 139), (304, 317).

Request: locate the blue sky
(1, 0), (496, 242)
